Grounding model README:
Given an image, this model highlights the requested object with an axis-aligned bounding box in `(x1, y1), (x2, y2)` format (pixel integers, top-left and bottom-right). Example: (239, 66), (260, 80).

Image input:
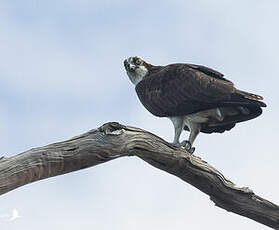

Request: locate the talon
(184, 140), (191, 150)
(188, 147), (195, 154)
(180, 140), (186, 147)
(172, 141), (195, 154)
(183, 141), (195, 154)
(172, 141), (188, 149)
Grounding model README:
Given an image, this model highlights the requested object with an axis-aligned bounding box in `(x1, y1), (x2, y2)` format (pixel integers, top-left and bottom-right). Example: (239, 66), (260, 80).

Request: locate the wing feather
(136, 64), (237, 117)
(187, 64), (233, 83)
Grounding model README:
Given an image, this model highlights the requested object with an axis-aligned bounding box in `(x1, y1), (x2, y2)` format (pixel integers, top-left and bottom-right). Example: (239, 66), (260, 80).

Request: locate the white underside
(169, 108), (224, 147)
(169, 106), (250, 149)
(183, 108), (224, 123)
(169, 108), (224, 132)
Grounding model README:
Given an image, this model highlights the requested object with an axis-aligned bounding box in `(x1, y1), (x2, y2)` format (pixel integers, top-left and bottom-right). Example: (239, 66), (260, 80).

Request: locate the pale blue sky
(0, 1), (278, 229)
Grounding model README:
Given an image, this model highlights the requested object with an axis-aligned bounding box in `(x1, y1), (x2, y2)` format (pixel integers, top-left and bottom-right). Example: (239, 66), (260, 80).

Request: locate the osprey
(124, 56), (266, 153)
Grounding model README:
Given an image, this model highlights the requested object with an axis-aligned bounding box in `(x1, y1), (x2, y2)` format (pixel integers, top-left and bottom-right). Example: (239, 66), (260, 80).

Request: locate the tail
(237, 90), (264, 101)
(235, 90), (266, 107)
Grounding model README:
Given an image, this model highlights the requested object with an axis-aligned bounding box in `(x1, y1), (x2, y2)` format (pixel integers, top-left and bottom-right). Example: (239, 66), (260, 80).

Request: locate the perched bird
(124, 56), (266, 153)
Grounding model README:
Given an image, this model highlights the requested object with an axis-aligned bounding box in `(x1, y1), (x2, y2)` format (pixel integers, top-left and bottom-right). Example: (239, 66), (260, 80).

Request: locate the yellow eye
(134, 58), (142, 65)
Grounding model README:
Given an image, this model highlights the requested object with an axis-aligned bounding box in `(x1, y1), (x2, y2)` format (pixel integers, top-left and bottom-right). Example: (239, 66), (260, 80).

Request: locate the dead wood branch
(0, 122), (278, 229)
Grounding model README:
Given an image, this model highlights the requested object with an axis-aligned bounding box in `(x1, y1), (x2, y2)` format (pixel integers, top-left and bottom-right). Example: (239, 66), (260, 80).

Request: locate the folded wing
(135, 63), (266, 133)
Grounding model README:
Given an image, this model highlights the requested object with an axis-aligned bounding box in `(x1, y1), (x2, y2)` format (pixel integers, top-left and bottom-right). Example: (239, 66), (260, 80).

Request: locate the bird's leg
(182, 122), (201, 154)
(169, 117), (184, 147)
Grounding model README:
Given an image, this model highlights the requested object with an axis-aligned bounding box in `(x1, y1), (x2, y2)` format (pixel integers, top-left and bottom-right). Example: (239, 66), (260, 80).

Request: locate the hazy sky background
(0, 1), (278, 229)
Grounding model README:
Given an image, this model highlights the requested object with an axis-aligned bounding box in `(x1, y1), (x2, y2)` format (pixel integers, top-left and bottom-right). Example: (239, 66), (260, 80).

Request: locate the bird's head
(124, 56), (149, 85)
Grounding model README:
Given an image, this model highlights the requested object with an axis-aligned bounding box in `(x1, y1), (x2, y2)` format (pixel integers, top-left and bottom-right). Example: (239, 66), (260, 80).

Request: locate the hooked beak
(124, 59), (135, 72)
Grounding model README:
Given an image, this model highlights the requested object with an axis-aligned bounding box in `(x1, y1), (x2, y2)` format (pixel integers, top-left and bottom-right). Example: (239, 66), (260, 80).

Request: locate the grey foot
(172, 142), (184, 148)
(181, 140), (195, 154)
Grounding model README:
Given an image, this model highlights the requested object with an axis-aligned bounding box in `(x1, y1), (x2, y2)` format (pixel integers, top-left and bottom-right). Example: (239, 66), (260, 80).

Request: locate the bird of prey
(124, 56), (266, 153)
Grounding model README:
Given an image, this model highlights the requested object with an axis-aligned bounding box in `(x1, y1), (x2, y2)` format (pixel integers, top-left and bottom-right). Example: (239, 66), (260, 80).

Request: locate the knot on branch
(0, 156), (7, 162)
(98, 122), (126, 135)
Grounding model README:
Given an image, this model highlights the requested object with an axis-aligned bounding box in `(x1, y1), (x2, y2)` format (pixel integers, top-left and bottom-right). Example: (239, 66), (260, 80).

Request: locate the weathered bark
(0, 122), (278, 229)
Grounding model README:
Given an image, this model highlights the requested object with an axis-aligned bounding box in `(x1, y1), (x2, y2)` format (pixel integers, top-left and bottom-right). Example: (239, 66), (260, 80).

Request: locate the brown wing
(135, 63), (237, 117)
(186, 64), (232, 82)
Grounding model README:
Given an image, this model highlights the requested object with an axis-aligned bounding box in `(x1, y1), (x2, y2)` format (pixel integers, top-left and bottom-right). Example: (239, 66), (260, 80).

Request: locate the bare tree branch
(0, 122), (278, 229)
